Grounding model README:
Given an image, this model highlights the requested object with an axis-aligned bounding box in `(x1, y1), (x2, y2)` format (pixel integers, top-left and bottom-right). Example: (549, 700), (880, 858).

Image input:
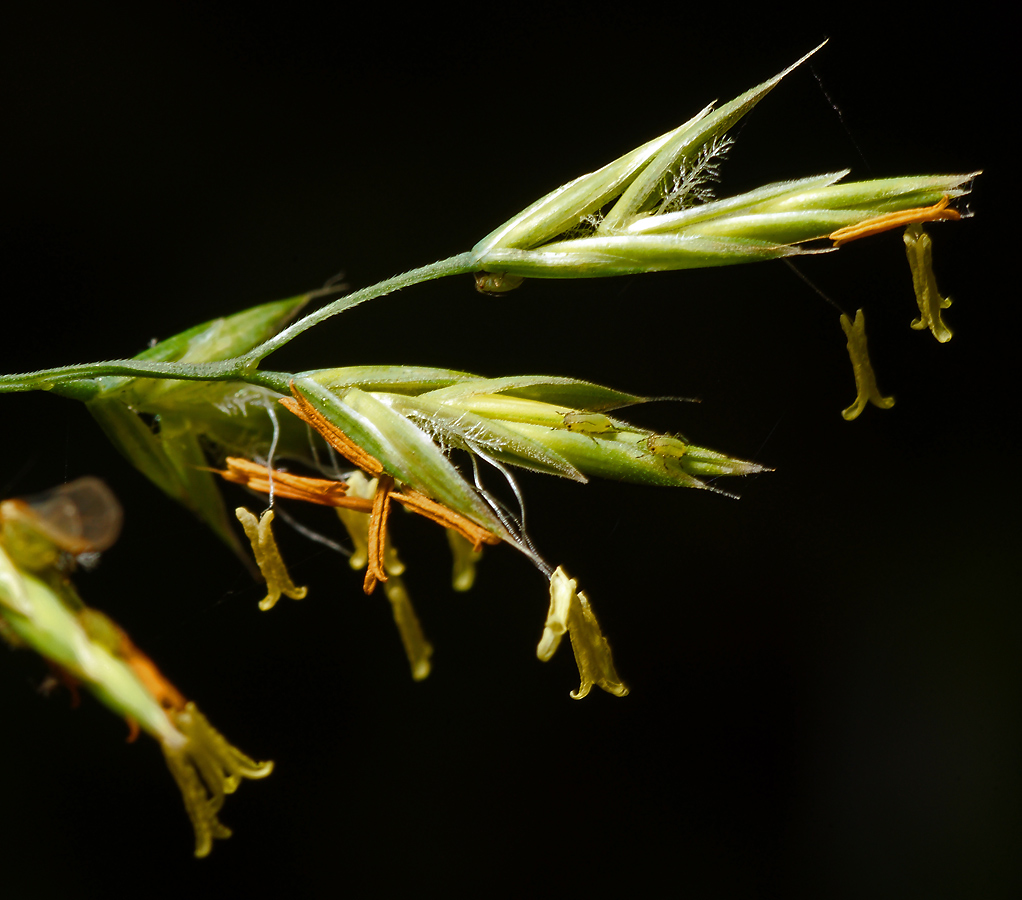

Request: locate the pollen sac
(161, 702), (273, 858)
(235, 507), (308, 611)
(333, 472), (432, 681)
(446, 529), (483, 592)
(839, 309), (895, 421)
(537, 566), (628, 699)
(334, 472), (405, 575)
(904, 224), (953, 343)
(381, 576), (433, 681)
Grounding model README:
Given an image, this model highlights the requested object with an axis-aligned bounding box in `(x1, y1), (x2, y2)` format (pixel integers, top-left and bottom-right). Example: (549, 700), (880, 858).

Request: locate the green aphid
(561, 411), (622, 436)
(646, 434), (688, 460)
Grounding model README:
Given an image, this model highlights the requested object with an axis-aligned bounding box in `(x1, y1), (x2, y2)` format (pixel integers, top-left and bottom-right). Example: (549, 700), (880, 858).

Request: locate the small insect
(561, 411), (619, 436)
(0, 477), (123, 566)
(645, 434), (688, 460)
(474, 271), (525, 294)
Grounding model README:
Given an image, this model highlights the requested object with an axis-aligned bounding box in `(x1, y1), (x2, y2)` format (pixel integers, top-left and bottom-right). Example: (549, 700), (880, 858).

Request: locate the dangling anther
(364, 475), (394, 594)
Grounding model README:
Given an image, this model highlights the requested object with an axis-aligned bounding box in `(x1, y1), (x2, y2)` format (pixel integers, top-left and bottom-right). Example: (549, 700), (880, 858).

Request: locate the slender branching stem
(241, 253), (477, 365)
(0, 254), (477, 395)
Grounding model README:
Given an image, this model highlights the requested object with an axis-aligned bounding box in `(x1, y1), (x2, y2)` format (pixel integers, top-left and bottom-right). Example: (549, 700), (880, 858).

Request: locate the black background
(1, 8), (1014, 898)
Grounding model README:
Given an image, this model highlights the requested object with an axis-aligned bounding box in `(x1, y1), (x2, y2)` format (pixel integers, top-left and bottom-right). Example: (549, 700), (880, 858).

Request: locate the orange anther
(280, 388), (384, 477)
(217, 457), (369, 509)
(363, 475), (394, 594)
(116, 629), (187, 712)
(830, 196), (960, 246)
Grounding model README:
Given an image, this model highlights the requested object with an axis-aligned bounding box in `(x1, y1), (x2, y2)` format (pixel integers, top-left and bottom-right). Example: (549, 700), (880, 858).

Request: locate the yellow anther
(334, 473), (430, 681)
(161, 702), (273, 858)
(235, 507), (308, 611)
(446, 529), (483, 592)
(839, 309), (895, 421)
(382, 576), (433, 681)
(904, 223), (953, 343)
(538, 567), (628, 699)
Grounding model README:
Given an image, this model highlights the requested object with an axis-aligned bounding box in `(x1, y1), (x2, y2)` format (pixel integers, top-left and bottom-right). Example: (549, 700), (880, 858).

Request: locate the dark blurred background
(1, 7), (1013, 898)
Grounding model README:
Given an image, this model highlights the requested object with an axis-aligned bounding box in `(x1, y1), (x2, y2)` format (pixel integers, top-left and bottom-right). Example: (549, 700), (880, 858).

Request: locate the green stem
(0, 254), (477, 395)
(0, 360), (277, 396)
(242, 253), (477, 364)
